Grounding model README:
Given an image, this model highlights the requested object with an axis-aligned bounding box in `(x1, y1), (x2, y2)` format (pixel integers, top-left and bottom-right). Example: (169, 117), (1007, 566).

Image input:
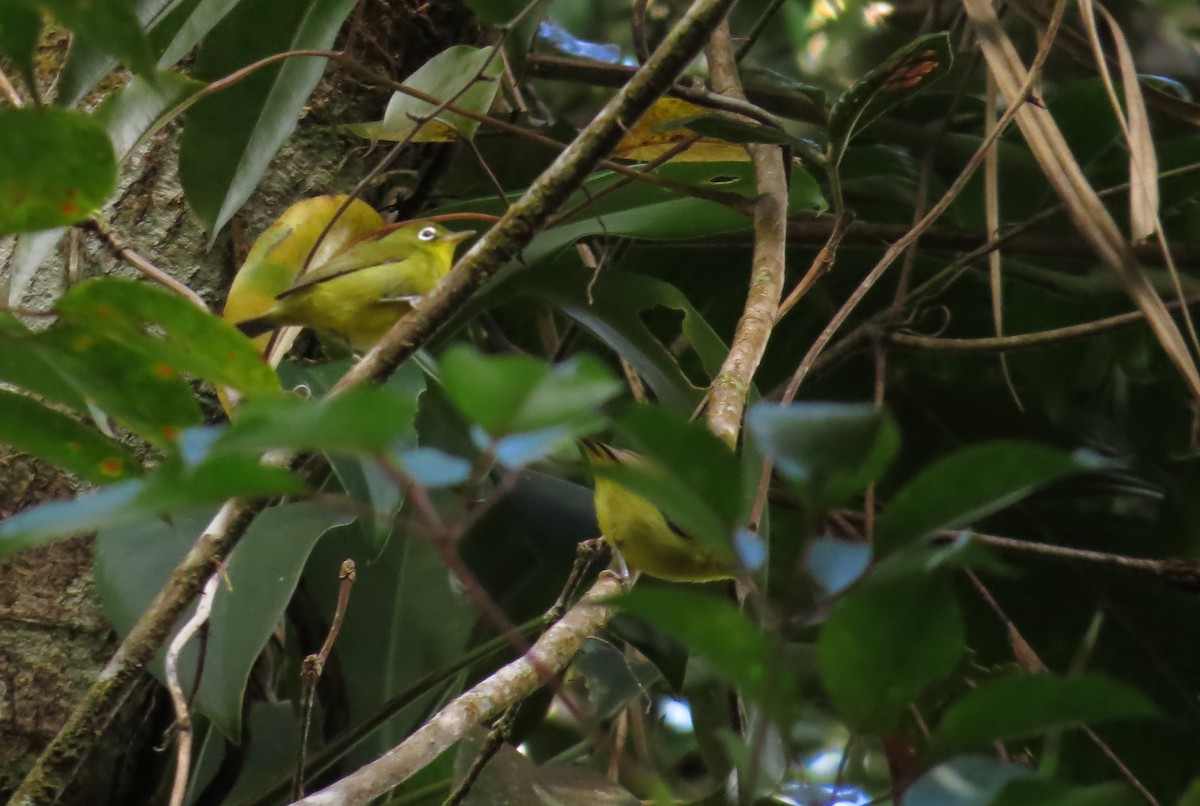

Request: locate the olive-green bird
(234, 219), (471, 351)
(582, 440), (737, 583)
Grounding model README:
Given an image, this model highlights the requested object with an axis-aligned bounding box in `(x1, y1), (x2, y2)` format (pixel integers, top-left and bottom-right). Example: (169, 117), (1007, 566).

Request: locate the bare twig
(295, 559), (356, 800)
(79, 218), (210, 310)
(443, 708), (518, 806)
(165, 572), (222, 806)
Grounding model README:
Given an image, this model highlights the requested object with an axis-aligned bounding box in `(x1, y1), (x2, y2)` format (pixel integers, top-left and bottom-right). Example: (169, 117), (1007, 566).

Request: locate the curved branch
(293, 573), (623, 805)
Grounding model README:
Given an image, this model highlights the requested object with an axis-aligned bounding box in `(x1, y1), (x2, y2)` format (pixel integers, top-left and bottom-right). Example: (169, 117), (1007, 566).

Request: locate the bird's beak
(445, 230), (476, 245)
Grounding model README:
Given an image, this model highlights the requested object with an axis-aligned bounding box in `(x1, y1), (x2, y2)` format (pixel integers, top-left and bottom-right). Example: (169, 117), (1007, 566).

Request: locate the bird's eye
(417, 226), (438, 241)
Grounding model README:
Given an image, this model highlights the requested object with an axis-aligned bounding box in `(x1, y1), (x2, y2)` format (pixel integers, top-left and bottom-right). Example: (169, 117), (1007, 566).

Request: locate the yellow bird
(581, 440), (737, 583)
(233, 219), (472, 351)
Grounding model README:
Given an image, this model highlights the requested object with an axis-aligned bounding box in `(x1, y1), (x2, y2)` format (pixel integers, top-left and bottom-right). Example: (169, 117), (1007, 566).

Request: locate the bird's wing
(275, 238), (401, 299)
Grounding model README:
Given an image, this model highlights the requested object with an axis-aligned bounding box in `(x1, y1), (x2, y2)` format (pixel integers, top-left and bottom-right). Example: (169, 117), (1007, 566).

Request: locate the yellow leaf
(614, 98), (751, 163)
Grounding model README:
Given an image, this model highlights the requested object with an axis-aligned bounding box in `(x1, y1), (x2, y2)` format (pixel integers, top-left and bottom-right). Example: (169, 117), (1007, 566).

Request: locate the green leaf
(611, 405), (744, 539)
(54, 0), (178, 106)
(94, 502), (350, 737)
(215, 388), (419, 457)
(0, 313), (88, 410)
(344, 45), (504, 143)
(927, 673), (1160, 760)
(615, 587), (794, 711)
(0, 389), (139, 483)
(906, 757), (1035, 806)
(876, 441), (1097, 554)
(38, 323), (203, 444)
(178, 0), (358, 235)
(575, 638), (662, 721)
(748, 402), (898, 509)
(56, 278), (280, 398)
(95, 69), (203, 158)
(502, 267), (730, 412)
(0, 107), (116, 234)
(0, 453), (302, 557)
(440, 347), (620, 441)
(658, 113), (802, 149)
(817, 577), (964, 731)
(435, 161), (825, 267)
(0, 5), (41, 94)
(828, 31), (953, 166)
(39, 0), (155, 79)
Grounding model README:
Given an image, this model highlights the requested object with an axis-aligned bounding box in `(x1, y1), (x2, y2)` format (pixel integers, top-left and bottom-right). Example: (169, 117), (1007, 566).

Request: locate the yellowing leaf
(614, 98), (752, 163)
(219, 195), (384, 414)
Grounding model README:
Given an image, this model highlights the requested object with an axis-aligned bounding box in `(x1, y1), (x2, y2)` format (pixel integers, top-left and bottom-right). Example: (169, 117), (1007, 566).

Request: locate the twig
(887, 298), (1200, 353)
(735, 0), (789, 61)
(632, 0), (651, 64)
(0, 62), (23, 106)
(292, 572), (622, 805)
(79, 218), (210, 310)
(165, 572), (222, 806)
(294, 559), (356, 800)
(966, 572), (1160, 804)
(10, 497), (268, 805)
(332, 0), (741, 395)
(443, 708), (518, 806)
(779, 0), (1069, 404)
(703, 19), (788, 448)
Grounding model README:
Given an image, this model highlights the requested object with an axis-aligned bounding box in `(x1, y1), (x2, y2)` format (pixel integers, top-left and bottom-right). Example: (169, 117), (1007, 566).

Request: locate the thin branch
(703, 19), (789, 448)
(780, 0), (1069, 403)
(888, 298), (1200, 353)
(292, 572), (622, 805)
(165, 571), (221, 806)
(295, 559), (356, 800)
(79, 217), (210, 310)
(10, 498), (268, 805)
(966, 572), (1161, 804)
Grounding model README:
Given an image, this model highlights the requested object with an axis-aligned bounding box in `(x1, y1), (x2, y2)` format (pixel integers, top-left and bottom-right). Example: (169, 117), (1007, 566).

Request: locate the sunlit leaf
(344, 45), (504, 143)
(615, 98), (754, 162)
(0, 107), (115, 234)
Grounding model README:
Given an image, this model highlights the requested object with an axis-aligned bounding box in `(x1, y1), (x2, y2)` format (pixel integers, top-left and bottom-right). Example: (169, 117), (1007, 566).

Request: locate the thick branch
(703, 19), (788, 447)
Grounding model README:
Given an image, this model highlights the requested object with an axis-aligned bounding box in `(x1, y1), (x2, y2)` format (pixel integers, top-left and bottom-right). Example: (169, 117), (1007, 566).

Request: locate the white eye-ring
(417, 225), (438, 241)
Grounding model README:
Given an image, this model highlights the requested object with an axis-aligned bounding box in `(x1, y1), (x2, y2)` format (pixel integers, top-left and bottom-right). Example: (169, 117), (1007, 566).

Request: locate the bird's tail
(234, 315), (277, 339)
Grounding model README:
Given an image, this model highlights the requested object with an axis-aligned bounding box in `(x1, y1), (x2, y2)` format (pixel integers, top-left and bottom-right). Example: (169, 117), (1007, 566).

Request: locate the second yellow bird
(234, 219), (471, 351)
(582, 440), (736, 583)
